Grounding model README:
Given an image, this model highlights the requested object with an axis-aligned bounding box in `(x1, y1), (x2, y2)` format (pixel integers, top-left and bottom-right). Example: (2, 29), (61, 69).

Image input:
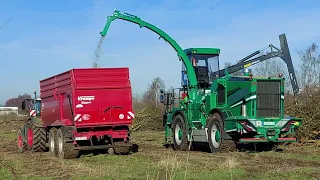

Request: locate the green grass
(0, 121), (319, 180)
(0, 130), (17, 141)
(0, 168), (14, 179)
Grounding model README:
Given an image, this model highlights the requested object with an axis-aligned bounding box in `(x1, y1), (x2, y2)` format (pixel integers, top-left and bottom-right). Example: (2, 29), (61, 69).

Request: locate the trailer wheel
(114, 142), (131, 155)
(26, 123), (47, 152)
(57, 128), (79, 159)
(49, 127), (58, 156)
(17, 127), (27, 153)
(206, 113), (236, 153)
(107, 148), (115, 155)
(172, 114), (189, 151)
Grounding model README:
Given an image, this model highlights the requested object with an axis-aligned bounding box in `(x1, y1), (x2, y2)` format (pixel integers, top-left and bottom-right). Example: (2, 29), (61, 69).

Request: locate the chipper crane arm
(211, 34), (299, 96)
(99, 9), (198, 88)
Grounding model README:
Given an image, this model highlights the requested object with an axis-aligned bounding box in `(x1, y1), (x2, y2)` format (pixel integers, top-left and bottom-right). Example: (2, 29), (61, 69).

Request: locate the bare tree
(143, 77), (165, 109)
(133, 77), (166, 131)
(285, 42), (320, 141)
(224, 62), (242, 76)
(297, 43), (320, 91)
(253, 58), (292, 91)
(132, 92), (145, 112)
(254, 58), (285, 77)
(167, 85), (174, 93)
(5, 93), (32, 109)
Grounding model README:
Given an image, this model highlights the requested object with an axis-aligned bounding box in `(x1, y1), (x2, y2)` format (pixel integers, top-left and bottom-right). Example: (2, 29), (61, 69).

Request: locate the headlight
(256, 121), (262, 127)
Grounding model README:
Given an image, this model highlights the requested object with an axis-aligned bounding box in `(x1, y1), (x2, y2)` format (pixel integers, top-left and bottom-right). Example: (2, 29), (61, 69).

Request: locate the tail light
(181, 92), (187, 99)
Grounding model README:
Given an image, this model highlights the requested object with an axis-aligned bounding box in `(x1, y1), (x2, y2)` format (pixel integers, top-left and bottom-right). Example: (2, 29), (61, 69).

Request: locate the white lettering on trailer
(76, 104), (83, 108)
(81, 101), (92, 105)
(78, 96), (95, 101)
(77, 96), (95, 105)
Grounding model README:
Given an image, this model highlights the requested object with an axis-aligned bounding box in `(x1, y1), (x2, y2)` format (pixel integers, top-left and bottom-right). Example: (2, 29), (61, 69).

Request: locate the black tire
(49, 127), (58, 156)
(57, 127), (79, 159)
(172, 114), (189, 151)
(26, 122), (47, 152)
(17, 127), (27, 153)
(114, 141), (131, 155)
(113, 128), (132, 155)
(206, 113), (236, 153)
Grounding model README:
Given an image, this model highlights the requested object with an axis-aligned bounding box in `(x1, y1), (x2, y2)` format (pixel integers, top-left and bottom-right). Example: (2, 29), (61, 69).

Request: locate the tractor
(18, 91), (44, 152)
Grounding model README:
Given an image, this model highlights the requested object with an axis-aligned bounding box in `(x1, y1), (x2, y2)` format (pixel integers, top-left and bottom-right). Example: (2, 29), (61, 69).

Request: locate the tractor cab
(21, 91), (42, 117)
(181, 48), (220, 89)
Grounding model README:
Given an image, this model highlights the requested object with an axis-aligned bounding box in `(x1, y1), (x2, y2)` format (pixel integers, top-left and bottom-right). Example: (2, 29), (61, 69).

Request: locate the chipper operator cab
(181, 48), (220, 89)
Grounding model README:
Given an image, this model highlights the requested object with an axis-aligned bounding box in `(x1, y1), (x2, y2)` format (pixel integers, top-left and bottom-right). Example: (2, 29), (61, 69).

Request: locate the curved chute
(99, 9), (198, 89)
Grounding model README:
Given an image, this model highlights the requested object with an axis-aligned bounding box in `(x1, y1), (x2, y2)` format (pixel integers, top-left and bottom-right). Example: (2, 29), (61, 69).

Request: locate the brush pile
(285, 86), (320, 143)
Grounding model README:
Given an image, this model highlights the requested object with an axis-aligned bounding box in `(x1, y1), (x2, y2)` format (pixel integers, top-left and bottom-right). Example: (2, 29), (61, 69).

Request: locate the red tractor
(17, 68), (135, 158)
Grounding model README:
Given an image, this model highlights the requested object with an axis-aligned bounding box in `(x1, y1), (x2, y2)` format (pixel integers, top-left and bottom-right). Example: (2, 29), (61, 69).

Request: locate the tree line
(3, 94), (32, 109)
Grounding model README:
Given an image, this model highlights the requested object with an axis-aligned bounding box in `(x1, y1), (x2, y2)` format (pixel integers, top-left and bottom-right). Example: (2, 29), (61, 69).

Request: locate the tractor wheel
(26, 122), (47, 152)
(17, 127), (27, 153)
(206, 113), (237, 153)
(48, 127), (58, 156)
(57, 127), (79, 159)
(172, 114), (189, 151)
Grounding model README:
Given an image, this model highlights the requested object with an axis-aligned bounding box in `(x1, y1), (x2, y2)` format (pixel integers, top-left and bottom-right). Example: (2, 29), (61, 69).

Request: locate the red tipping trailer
(17, 68), (135, 159)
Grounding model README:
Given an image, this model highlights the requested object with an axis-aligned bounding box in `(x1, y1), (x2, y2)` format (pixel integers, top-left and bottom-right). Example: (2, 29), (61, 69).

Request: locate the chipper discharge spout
(99, 9), (198, 89)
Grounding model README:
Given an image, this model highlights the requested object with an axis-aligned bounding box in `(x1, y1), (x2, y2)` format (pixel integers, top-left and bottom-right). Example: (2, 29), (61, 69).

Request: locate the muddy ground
(0, 117), (319, 180)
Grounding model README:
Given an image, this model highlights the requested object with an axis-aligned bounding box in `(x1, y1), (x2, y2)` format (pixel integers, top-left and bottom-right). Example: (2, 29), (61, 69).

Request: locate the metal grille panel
(256, 80), (281, 117)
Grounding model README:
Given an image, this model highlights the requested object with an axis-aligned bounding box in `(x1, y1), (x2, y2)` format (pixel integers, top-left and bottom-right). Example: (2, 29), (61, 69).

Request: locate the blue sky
(0, 0), (319, 104)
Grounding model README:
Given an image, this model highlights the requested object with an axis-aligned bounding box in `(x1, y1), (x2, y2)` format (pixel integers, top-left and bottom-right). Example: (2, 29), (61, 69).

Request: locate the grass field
(0, 118), (319, 180)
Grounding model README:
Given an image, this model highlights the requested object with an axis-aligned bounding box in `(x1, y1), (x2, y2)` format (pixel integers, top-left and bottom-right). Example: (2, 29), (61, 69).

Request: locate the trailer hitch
(74, 143), (133, 150)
